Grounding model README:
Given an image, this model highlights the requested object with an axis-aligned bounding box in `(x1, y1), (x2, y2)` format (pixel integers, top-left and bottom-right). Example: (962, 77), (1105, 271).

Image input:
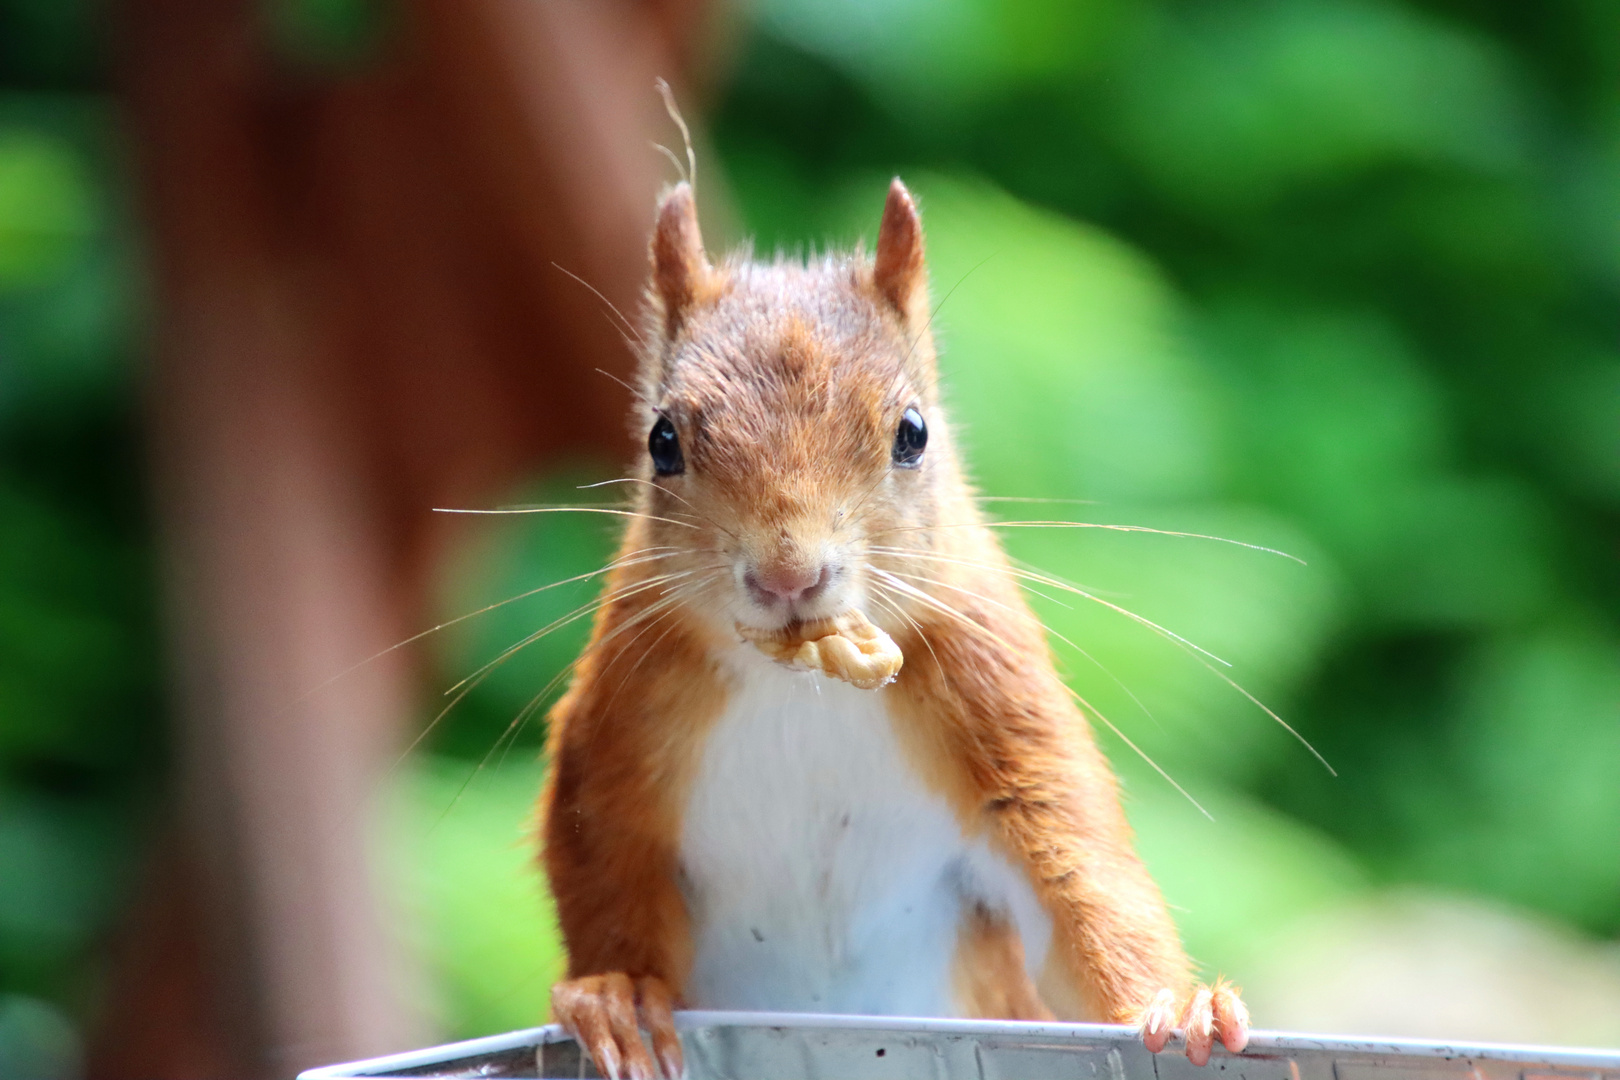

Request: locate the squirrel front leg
(988, 754), (1248, 1062)
(540, 612), (724, 1080)
(890, 598), (1250, 1064)
(543, 743), (688, 1080)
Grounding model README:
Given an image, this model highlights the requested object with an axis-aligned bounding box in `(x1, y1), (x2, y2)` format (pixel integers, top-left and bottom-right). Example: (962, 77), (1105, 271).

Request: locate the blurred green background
(0, 1), (163, 1075)
(2, 0), (1618, 1070)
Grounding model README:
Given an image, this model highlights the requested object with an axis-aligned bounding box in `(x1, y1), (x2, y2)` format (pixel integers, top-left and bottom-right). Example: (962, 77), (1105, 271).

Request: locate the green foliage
(398, 758), (560, 1040)
(1106, 2), (1533, 208)
(0, 7), (157, 1069)
(0, 130), (96, 290)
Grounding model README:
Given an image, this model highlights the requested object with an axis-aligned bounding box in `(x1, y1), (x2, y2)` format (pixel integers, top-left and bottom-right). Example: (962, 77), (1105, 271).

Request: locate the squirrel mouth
(735, 610), (903, 690)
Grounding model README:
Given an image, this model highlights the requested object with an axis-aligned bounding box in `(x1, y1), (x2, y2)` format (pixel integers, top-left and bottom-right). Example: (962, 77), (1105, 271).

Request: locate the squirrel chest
(678, 649), (1052, 1016)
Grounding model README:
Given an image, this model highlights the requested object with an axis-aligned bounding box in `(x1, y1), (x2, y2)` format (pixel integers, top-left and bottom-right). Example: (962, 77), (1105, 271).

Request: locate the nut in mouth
(736, 609), (903, 690)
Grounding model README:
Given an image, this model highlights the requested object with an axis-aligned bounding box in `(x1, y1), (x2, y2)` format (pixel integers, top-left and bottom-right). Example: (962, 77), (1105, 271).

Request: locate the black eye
(892, 407), (927, 467)
(648, 415), (684, 475)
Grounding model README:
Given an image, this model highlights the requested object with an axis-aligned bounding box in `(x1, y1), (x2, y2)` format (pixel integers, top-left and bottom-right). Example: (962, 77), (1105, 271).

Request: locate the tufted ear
(650, 181), (713, 339)
(873, 178), (928, 324)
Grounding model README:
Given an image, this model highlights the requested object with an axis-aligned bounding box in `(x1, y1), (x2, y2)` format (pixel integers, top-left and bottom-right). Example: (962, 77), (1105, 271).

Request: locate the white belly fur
(679, 649), (1051, 1016)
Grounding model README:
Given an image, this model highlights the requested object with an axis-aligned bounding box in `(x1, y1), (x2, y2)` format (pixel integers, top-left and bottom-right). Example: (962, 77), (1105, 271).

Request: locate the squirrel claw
(1138, 979), (1250, 1064)
(1211, 978), (1251, 1053)
(552, 973), (683, 1080)
(1138, 988), (1178, 1054)
(1182, 985), (1217, 1065)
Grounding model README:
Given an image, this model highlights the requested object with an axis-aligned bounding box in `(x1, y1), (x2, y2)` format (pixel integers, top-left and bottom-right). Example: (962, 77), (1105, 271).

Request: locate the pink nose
(745, 563), (828, 606)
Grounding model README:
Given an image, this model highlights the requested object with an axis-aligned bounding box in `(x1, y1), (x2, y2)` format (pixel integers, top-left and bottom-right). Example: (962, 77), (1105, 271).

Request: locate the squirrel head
(630, 178), (957, 638)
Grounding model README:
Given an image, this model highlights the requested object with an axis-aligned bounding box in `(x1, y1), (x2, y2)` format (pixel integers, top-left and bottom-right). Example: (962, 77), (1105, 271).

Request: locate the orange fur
(538, 178), (1242, 1077)
(540, 575), (725, 987)
(952, 902), (1054, 1021)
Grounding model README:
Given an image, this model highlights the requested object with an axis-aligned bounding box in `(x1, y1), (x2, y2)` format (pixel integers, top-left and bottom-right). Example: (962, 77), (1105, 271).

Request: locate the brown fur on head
(633, 178), (966, 640)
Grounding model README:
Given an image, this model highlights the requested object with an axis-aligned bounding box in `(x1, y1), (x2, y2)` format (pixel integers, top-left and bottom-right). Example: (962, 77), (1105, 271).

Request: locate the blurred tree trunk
(96, 0), (715, 1075)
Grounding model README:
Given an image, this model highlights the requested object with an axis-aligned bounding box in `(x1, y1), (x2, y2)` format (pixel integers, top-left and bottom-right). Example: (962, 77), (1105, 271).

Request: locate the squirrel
(539, 177), (1250, 1079)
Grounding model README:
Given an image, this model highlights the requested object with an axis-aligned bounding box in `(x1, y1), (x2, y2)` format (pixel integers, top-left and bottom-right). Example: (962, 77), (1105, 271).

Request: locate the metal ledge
(298, 1012), (1620, 1080)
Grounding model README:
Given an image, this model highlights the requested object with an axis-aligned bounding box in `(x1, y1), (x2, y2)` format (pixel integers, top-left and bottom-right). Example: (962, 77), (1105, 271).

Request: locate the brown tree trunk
(98, 1), (712, 1074)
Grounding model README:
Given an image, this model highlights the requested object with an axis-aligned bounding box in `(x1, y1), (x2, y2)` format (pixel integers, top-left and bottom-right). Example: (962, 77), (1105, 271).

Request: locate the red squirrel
(539, 178), (1249, 1078)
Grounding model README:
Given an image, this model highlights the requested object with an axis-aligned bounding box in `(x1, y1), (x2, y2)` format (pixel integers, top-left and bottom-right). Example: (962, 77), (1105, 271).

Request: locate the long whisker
(1064, 684), (1213, 821)
(1193, 655), (1336, 775)
(447, 566), (693, 693)
(551, 262), (645, 349)
(1003, 553), (1132, 600)
(490, 573), (718, 772)
(579, 477), (742, 543)
(869, 547), (1229, 667)
(878, 557), (1165, 734)
(973, 496), (1099, 505)
(875, 548), (1330, 773)
(490, 571), (718, 774)
(595, 573), (723, 697)
(596, 366), (639, 395)
(430, 568), (726, 825)
(876, 565), (1155, 727)
(877, 549), (1159, 719)
(599, 602), (691, 715)
(321, 551), (694, 804)
(871, 546), (1073, 609)
(871, 566), (1208, 817)
(287, 546), (685, 716)
(868, 569), (1020, 654)
(575, 571), (731, 770)
(1027, 556), (1331, 772)
(901, 251), (995, 376)
(449, 561), (729, 695)
(868, 583), (945, 678)
(410, 579), (678, 780)
(502, 577), (713, 751)
(443, 567), (707, 701)
(879, 565), (1051, 632)
(870, 520), (1304, 564)
(433, 505), (704, 532)
(866, 577), (1009, 777)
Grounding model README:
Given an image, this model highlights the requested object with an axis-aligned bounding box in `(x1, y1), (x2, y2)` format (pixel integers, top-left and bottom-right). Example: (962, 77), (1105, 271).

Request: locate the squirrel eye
(648, 415), (684, 476)
(892, 407), (927, 467)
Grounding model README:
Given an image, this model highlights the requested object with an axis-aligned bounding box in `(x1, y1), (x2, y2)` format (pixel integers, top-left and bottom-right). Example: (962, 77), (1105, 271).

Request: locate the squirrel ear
(651, 181), (712, 338)
(874, 178), (927, 322)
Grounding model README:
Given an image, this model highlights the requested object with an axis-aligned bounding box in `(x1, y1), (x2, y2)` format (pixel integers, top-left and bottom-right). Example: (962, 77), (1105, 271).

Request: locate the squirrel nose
(745, 562), (828, 607)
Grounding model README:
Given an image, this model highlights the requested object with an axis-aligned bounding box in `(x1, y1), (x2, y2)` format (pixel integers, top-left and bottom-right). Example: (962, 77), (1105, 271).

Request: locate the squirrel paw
(552, 973), (682, 1080)
(1138, 979), (1250, 1065)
